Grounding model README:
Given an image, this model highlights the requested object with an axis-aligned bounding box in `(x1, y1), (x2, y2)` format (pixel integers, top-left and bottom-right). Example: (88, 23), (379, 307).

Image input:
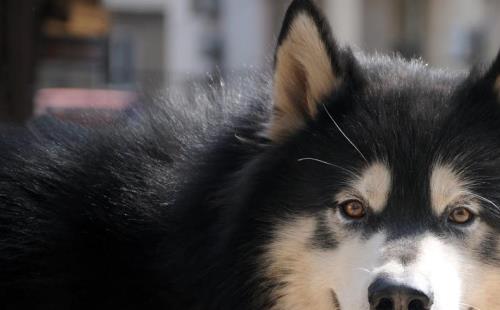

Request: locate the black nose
(368, 278), (433, 310)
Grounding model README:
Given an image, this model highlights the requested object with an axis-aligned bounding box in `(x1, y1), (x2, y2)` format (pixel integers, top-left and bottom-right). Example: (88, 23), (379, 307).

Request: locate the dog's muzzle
(368, 277), (433, 310)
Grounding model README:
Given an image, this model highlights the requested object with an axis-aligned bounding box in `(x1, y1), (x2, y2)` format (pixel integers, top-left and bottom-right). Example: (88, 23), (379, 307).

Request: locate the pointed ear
(267, 0), (349, 141)
(491, 51), (500, 101)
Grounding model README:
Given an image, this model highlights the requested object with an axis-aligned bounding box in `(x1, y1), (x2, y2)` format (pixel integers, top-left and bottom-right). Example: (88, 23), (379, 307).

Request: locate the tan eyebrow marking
(336, 162), (392, 213)
(430, 164), (468, 215)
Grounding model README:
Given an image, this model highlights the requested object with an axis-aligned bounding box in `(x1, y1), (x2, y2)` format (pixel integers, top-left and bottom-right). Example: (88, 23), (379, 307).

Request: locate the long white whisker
(297, 157), (358, 178)
(353, 267), (373, 274)
(322, 104), (368, 163)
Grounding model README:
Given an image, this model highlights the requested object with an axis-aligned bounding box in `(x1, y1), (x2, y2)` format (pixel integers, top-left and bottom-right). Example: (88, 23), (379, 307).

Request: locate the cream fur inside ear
(269, 13), (339, 141)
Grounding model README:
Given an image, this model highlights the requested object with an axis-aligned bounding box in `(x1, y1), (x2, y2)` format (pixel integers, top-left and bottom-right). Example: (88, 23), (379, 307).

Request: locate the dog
(1, 0), (500, 309)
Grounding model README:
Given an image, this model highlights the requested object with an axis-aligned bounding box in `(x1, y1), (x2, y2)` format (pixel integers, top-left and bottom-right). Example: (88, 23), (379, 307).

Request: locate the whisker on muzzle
(460, 302), (482, 310)
(352, 267), (374, 275)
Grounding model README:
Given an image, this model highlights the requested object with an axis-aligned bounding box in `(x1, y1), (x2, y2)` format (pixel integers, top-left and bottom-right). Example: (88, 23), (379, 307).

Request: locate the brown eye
(448, 207), (474, 225)
(340, 200), (367, 220)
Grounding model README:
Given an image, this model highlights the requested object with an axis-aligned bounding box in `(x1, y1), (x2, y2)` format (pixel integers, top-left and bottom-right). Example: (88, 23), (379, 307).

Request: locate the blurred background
(1, 0), (500, 123)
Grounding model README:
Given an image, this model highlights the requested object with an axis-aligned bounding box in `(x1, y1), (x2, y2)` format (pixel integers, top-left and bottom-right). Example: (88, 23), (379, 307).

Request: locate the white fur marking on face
(324, 233), (386, 310)
(430, 164), (468, 215)
(337, 162), (392, 213)
(412, 236), (462, 309)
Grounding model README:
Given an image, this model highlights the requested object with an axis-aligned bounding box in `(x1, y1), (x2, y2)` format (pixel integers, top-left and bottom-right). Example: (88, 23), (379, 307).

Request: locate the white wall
(324, 0), (363, 48)
(426, 0), (487, 69)
(360, 0), (400, 53)
(483, 1), (500, 63)
(164, 0), (213, 87)
(220, 0), (270, 73)
(104, 0), (500, 87)
(104, 0), (165, 13)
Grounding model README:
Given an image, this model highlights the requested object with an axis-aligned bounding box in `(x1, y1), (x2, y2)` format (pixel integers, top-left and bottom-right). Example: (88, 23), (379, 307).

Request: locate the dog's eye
(448, 207), (474, 225)
(339, 200), (366, 220)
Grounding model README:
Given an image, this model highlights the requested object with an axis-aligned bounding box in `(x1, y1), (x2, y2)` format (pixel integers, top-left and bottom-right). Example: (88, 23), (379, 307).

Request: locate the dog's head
(250, 1), (500, 309)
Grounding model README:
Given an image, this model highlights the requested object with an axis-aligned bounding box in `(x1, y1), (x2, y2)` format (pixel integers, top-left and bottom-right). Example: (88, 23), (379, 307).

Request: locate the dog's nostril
(368, 277), (433, 310)
(408, 299), (426, 310)
(375, 298), (393, 310)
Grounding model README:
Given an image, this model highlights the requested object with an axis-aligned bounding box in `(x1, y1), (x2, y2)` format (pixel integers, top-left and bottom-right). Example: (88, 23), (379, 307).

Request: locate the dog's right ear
(267, 0), (356, 141)
(475, 50), (500, 105)
(490, 51), (500, 101)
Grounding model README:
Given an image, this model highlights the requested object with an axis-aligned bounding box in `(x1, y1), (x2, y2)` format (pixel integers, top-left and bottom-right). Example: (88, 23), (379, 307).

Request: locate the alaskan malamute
(1, 0), (500, 309)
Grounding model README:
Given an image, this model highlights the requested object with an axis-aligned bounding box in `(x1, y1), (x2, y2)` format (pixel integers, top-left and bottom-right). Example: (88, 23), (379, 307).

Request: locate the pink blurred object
(35, 88), (136, 115)
(34, 88), (137, 125)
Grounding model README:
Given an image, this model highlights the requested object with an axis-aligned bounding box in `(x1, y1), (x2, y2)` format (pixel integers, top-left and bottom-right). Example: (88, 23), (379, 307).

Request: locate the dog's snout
(368, 278), (433, 310)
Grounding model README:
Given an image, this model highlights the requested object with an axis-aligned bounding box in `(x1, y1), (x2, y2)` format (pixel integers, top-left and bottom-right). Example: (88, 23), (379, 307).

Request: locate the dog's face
(251, 1), (500, 309)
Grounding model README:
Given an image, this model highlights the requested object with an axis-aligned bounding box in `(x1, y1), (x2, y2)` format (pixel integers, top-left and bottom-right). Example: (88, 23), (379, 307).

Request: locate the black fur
(2, 0), (500, 309)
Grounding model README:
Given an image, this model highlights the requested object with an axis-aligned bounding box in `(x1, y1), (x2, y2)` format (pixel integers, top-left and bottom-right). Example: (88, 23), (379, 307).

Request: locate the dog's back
(0, 73), (271, 309)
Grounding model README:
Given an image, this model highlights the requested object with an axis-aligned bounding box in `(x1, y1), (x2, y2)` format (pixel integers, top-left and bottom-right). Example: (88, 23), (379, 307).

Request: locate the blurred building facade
(51, 0), (500, 91)
(146, 0), (500, 89)
(2, 0), (497, 122)
(97, 0), (500, 91)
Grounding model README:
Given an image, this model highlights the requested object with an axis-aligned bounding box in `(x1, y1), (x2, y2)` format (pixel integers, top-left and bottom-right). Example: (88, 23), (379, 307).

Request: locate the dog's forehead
(353, 57), (465, 125)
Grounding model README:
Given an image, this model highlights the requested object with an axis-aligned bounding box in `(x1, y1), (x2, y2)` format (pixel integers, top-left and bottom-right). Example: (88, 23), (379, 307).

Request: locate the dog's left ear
(490, 51), (500, 101)
(267, 0), (356, 141)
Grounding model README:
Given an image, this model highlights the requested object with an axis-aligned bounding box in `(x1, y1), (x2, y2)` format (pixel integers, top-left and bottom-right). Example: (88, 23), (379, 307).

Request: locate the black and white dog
(1, 0), (500, 309)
